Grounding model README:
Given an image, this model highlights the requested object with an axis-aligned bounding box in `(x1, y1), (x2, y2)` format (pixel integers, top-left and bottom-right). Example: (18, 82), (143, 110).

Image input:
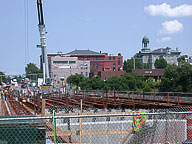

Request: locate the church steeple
(141, 36), (150, 52)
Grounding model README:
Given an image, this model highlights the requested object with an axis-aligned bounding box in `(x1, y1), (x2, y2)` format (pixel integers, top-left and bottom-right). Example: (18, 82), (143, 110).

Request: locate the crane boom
(37, 0), (50, 85)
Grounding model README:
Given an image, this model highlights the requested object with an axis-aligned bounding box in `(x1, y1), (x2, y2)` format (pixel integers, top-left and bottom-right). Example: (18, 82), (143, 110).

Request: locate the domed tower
(141, 36), (150, 52)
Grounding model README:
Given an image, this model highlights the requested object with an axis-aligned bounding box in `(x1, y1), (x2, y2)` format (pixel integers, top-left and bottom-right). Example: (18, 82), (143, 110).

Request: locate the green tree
(161, 62), (192, 92)
(67, 74), (86, 86)
(154, 58), (167, 69)
(105, 76), (122, 90)
(161, 65), (178, 92)
(0, 71), (6, 84)
(123, 55), (150, 70)
(25, 63), (40, 74)
(105, 73), (144, 91)
(121, 73), (144, 91)
(87, 77), (104, 90)
(177, 55), (187, 63)
(143, 77), (157, 92)
(177, 62), (192, 92)
(79, 77), (91, 90)
(90, 68), (97, 73)
(25, 63), (41, 80)
(123, 60), (127, 71)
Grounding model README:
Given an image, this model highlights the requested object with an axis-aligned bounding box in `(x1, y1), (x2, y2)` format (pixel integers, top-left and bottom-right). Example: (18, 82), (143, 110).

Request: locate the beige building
(49, 55), (90, 86)
(138, 36), (181, 69)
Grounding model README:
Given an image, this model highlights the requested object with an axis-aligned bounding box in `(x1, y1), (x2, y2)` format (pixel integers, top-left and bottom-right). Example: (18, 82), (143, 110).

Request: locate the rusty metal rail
(7, 97), (33, 115)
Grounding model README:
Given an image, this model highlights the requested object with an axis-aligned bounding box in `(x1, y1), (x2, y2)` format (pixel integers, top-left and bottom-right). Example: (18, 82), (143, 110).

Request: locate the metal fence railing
(0, 106), (192, 144)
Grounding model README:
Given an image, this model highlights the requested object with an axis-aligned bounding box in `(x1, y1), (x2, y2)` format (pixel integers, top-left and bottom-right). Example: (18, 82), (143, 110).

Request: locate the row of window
(53, 61), (76, 64)
(91, 63), (121, 70)
(81, 57), (98, 60)
(153, 56), (177, 61)
(81, 72), (88, 77)
(109, 57), (116, 60)
(92, 63), (98, 68)
(81, 56), (120, 61)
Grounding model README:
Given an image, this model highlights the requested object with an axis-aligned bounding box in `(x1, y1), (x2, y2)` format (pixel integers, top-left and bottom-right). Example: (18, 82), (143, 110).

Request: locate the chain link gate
(0, 105), (192, 144)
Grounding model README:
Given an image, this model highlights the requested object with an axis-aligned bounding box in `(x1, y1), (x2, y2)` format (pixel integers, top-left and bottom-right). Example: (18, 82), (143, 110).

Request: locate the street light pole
(133, 57), (135, 69)
(60, 77), (64, 93)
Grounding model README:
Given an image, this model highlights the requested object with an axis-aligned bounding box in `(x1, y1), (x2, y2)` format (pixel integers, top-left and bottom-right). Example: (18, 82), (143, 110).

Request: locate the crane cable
(24, 0), (29, 70)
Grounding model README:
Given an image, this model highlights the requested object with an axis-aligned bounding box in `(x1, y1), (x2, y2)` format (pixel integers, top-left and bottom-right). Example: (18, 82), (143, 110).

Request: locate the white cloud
(158, 37), (172, 42)
(159, 20), (184, 34)
(145, 3), (192, 17)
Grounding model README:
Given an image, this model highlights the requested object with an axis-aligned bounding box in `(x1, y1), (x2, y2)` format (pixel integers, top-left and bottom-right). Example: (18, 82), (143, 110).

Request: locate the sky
(0, 0), (192, 75)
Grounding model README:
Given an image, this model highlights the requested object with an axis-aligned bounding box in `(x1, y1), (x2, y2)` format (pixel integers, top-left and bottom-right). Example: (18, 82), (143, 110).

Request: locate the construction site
(0, 89), (192, 144)
(1, 0), (192, 143)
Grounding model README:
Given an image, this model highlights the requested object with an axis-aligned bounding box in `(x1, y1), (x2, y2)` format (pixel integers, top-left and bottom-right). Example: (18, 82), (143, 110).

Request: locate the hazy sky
(0, 0), (192, 74)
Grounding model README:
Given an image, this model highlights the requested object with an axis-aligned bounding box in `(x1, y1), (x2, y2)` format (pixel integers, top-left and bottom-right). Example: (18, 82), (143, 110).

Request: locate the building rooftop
(142, 36), (149, 43)
(152, 47), (181, 54)
(66, 49), (105, 56)
(131, 69), (164, 76)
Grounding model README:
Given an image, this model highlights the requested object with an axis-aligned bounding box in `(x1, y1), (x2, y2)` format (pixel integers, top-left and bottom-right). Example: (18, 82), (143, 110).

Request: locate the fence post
(0, 96), (2, 115)
(79, 99), (83, 144)
(127, 90), (129, 100)
(84, 89), (86, 100)
(154, 88), (156, 100)
(132, 89), (134, 102)
(33, 94), (36, 114)
(139, 91), (141, 102)
(108, 89), (110, 99)
(114, 89), (116, 100)
(102, 89), (105, 106)
(41, 99), (45, 116)
(177, 93), (180, 106)
(37, 94), (41, 114)
(167, 92), (170, 106)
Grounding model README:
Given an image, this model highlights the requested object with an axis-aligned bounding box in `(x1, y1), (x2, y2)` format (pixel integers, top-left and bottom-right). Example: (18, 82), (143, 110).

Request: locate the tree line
(67, 61), (192, 92)
(1, 57), (191, 92)
(67, 73), (159, 92)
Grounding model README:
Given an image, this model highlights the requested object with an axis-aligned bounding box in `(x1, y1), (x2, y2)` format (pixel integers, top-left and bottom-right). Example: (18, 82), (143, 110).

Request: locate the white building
(138, 36), (181, 69)
(49, 55), (90, 87)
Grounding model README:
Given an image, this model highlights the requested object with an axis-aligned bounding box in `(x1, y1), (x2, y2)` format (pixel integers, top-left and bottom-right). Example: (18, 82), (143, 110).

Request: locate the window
(118, 58), (120, 65)
(86, 72), (88, 77)
(96, 63), (98, 68)
(109, 57), (111, 60)
(53, 61), (68, 64)
(69, 61), (76, 64)
(81, 57), (84, 60)
(118, 66), (121, 71)
(113, 64), (116, 71)
(92, 64), (94, 68)
(113, 57), (115, 60)
(92, 57), (94, 60)
(81, 72), (83, 75)
(96, 57), (98, 60)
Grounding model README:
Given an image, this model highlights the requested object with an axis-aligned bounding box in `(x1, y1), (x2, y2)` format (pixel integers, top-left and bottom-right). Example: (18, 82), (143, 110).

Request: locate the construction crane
(36, 0), (50, 85)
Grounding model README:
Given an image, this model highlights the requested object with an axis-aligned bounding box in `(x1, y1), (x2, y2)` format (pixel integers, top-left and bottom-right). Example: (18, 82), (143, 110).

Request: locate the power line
(24, 0), (29, 71)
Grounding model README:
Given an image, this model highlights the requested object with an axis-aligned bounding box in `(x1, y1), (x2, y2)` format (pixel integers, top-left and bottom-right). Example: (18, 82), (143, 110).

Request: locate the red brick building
(90, 71), (126, 80)
(66, 49), (123, 72)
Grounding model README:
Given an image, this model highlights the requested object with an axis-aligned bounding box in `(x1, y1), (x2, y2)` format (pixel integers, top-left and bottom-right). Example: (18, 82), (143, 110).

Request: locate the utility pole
(36, 0), (50, 85)
(133, 57), (135, 69)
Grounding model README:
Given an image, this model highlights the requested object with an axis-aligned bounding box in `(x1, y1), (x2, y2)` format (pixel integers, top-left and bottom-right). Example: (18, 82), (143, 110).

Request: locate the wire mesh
(1, 90), (192, 143)
(0, 106), (192, 144)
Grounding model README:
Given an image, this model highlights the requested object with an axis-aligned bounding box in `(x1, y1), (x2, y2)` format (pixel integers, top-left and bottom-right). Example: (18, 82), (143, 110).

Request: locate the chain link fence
(0, 105), (192, 144)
